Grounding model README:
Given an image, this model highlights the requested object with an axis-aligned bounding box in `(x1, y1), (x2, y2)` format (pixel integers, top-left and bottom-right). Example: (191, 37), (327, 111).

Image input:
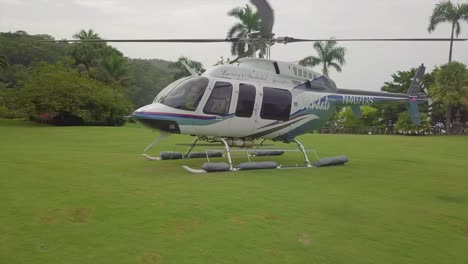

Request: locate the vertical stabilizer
(407, 64), (426, 125)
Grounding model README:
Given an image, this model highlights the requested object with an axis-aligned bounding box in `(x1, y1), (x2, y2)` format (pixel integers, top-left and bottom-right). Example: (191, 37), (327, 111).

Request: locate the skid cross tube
(219, 138), (234, 171)
(184, 137), (199, 158)
(293, 138), (314, 167)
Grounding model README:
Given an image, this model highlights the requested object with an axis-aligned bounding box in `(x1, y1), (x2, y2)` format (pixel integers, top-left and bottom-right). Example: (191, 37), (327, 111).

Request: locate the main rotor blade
(42, 38), (241, 43)
(251, 0), (274, 37)
(42, 37), (468, 45)
(276, 37), (468, 44)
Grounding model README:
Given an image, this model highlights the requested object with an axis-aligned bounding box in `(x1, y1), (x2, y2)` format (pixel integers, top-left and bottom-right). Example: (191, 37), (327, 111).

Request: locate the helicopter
(131, 56), (428, 173)
(52, 0), (466, 173)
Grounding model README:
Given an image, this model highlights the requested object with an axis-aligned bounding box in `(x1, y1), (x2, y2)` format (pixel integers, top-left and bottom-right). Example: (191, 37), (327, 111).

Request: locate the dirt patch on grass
(38, 209), (66, 224)
(298, 234), (312, 246)
(39, 208), (92, 224)
(138, 253), (161, 264)
(70, 208), (91, 223)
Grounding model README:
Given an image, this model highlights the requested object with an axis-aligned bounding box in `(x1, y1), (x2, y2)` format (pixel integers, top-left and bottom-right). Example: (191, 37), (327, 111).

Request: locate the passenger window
(298, 69), (303, 77)
(308, 72), (313, 79)
(260, 87), (292, 121)
(293, 67), (297, 76)
(203, 82), (233, 115)
(303, 71), (308, 78)
(235, 83), (256, 118)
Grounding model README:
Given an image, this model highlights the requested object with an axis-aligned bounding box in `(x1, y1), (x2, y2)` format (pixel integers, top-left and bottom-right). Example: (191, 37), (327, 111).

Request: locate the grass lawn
(1, 119), (468, 264)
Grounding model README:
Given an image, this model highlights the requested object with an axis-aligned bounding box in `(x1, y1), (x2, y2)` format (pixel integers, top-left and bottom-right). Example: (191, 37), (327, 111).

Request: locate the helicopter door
(253, 87), (292, 135)
(228, 83), (257, 136)
(194, 80), (234, 136)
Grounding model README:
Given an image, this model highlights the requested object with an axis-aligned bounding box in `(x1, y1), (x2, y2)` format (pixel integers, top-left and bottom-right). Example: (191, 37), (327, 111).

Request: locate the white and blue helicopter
(56, 0), (466, 173)
(131, 57), (428, 173)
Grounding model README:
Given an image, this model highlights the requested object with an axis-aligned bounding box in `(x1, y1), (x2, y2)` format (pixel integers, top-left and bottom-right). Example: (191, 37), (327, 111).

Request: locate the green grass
(1, 119), (468, 264)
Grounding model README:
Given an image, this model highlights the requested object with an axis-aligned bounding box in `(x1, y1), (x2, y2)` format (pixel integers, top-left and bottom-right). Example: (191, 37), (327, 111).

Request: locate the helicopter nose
(132, 104), (181, 134)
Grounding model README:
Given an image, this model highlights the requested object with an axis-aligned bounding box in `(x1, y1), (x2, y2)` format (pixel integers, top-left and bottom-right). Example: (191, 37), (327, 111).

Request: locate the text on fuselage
(307, 96), (330, 111)
(342, 95), (374, 105)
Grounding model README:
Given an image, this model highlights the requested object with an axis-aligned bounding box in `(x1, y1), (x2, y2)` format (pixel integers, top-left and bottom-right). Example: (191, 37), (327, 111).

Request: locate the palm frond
(329, 46), (346, 65)
(313, 42), (325, 61)
(455, 21), (461, 37)
(328, 62), (343, 73)
(303, 40), (346, 76)
(227, 23), (245, 38)
(227, 7), (244, 19)
(226, 4), (260, 56)
(299, 56), (321, 67)
(460, 3), (468, 21)
(0, 55), (9, 70)
(428, 0), (455, 32)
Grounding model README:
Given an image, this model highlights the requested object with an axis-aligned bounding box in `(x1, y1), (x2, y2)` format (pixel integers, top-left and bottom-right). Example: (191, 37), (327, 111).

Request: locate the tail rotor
(420, 83), (433, 123)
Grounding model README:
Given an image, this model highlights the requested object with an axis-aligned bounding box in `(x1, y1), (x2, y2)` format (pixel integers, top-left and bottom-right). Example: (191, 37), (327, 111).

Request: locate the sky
(1, 0), (467, 91)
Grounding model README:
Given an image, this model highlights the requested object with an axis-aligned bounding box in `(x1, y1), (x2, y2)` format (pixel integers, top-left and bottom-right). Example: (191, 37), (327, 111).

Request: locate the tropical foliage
(102, 51), (130, 87)
(395, 111), (431, 133)
(298, 40), (346, 76)
(337, 106), (380, 127)
(379, 68), (440, 123)
(73, 29), (101, 40)
(226, 4), (260, 57)
(0, 30), (188, 124)
(428, 0), (468, 62)
(17, 63), (131, 125)
(429, 61), (468, 133)
(0, 55), (8, 70)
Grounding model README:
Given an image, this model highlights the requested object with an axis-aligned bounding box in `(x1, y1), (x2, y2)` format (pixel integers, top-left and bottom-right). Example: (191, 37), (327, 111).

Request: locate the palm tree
(430, 61), (468, 134)
(103, 52), (129, 88)
(428, 0), (468, 62)
(298, 40), (346, 77)
(73, 29), (101, 40)
(71, 29), (104, 71)
(227, 4), (260, 57)
(0, 55), (9, 70)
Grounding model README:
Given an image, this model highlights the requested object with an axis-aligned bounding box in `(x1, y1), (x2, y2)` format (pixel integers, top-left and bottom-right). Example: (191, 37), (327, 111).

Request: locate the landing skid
(179, 138), (347, 174)
(181, 164), (319, 174)
(142, 136), (348, 173)
(142, 154), (161, 161)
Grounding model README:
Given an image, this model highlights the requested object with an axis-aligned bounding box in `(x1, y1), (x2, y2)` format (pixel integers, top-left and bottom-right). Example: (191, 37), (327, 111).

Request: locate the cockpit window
(160, 76), (209, 111)
(154, 77), (190, 103)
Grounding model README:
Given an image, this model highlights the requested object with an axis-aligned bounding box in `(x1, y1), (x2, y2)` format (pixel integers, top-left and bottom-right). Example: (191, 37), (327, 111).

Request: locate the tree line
(0, 30), (194, 125)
